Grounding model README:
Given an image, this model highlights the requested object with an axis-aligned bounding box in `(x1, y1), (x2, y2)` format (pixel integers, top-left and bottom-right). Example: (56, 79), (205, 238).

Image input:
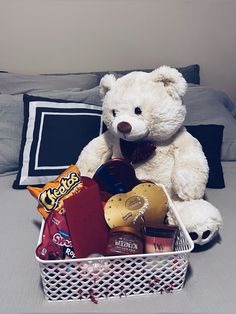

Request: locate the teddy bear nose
(117, 121), (132, 134)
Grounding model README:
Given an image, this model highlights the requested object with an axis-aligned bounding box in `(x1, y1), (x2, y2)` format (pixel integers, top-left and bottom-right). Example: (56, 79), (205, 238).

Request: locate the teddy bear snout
(117, 121), (132, 134)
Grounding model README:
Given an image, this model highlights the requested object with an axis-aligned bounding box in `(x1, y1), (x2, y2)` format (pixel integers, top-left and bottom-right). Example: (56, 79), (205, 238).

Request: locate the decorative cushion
(186, 125), (225, 189)
(14, 94), (224, 190)
(0, 87), (101, 176)
(13, 94), (103, 189)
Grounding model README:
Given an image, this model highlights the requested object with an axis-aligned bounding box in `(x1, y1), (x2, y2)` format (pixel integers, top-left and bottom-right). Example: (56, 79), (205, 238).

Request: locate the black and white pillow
(13, 94), (103, 188)
(186, 124), (225, 189)
(13, 94), (225, 190)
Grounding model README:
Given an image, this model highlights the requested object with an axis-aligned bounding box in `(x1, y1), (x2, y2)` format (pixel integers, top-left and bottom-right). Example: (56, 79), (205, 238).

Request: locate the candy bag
(28, 165), (84, 219)
(36, 209), (75, 260)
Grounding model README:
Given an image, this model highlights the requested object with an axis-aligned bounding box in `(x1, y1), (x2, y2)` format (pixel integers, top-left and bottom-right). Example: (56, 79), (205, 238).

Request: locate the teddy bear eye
(134, 107), (142, 115)
(112, 109), (117, 117)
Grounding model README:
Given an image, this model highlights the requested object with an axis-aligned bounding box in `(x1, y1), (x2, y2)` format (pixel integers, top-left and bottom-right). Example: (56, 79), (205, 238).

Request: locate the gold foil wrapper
(104, 183), (168, 229)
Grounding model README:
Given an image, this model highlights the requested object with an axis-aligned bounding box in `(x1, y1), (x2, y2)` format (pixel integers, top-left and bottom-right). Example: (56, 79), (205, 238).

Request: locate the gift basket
(31, 160), (194, 302)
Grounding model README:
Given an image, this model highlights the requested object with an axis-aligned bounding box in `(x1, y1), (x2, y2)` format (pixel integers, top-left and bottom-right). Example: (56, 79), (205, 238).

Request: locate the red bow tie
(120, 139), (156, 164)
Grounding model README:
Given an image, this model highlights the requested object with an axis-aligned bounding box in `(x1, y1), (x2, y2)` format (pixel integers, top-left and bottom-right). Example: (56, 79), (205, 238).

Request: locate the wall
(0, 0), (236, 103)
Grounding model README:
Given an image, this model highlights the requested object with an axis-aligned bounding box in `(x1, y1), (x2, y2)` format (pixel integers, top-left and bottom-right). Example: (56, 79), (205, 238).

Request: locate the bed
(1, 65), (236, 313)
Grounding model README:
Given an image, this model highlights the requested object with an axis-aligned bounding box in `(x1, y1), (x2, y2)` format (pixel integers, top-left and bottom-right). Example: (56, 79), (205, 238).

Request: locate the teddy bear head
(100, 66), (187, 142)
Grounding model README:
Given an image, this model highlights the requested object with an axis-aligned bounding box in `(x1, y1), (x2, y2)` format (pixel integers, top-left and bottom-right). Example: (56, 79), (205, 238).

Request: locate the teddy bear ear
(150, 66), (187, 97)
(99, 74), (117, 97)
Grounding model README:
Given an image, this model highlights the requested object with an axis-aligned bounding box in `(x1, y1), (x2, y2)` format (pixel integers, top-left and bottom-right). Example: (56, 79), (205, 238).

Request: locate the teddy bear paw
(169, 199), (223, 245)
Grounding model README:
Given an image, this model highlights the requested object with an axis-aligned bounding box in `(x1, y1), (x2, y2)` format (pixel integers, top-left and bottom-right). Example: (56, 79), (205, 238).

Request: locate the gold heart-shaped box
(104, 183), (169, 229)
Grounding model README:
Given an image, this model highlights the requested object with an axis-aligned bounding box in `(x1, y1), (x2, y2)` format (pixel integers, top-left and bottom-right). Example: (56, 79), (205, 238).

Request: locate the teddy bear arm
(76, 131), (113, 177)
(172, 132), (209, 201)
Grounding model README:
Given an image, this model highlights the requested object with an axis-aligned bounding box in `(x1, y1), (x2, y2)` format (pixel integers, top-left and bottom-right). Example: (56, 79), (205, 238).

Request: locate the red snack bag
(36, 210), (75, 260)
(28, 165), (84, 219)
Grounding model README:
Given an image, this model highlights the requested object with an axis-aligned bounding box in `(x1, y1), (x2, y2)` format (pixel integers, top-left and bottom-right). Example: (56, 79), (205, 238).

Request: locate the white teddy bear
(76, 66), (223, 245)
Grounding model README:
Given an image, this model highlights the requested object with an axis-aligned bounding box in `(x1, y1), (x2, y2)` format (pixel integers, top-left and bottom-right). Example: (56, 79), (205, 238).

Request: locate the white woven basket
(36, 186), (194, 302)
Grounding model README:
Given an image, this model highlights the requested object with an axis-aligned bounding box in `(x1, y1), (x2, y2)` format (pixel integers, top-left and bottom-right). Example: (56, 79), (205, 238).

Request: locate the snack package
(36, 210), (75, 260)
(28, 165), (84, 219)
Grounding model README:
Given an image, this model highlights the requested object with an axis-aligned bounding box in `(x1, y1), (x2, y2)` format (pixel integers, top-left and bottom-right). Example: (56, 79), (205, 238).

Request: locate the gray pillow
(0, 87), (102, 175)
(0, 72), (98, 95)
(0, 95), (23, 175)
(33, 87), (102, 106)
(184, 85), (236, 161)
(94, 64), (201, 85)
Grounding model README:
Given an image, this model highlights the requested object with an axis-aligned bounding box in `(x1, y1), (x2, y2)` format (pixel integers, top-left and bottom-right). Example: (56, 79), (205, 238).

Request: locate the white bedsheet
(0, 162), (235, 314)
